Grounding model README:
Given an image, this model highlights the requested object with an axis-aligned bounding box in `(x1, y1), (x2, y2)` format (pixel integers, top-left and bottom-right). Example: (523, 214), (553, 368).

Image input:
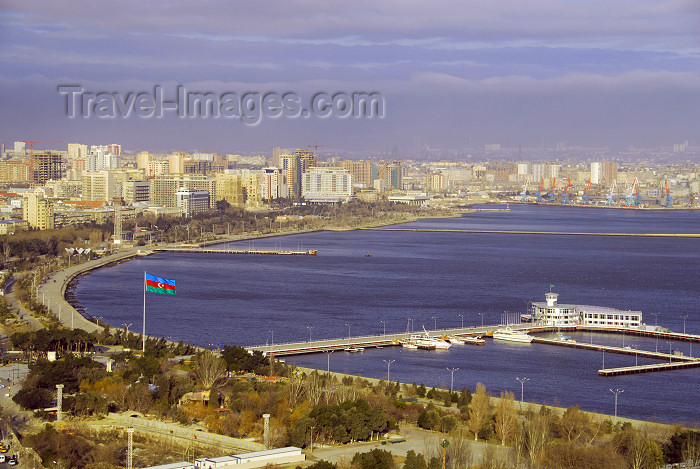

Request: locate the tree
(494, 390), (516, 446)
(13, 387), (54, 410)
(351, 448), (395, 469)
(468, 382), (490, 441)
(417, 408), (442, 431)
(192, 350), (226, 389)
(521, 409), (551, 467)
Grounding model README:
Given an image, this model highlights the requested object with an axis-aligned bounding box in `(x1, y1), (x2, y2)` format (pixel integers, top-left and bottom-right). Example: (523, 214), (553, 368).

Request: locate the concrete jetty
(362, 227), (700, 238)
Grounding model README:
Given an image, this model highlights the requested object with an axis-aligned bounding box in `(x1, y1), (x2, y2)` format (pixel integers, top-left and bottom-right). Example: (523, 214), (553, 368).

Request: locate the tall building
(261, 167), (288, 201)
(150, 174), (217, 208)
(279, 154), (300, 197)
(67, 143), (88, 161)
(123, 180), (150, 203)
(136, 151), (151, 169)
(175, 188), (210, 217)
(301, 167), (353, 203)
(0, 161), (31, 182)
(22, 193), (54, 230)
(590, 161), (618, 185)
(272, 147), (290, 168)
(242, 173), (262, 206)
(426, 172), (448, 193)
(146, 160), (170, 177)
(13, 141), (26, 154)
(32, 153), (64, 184)
(215, 174), (245, 206)
(168, 152), (187, 174)
(82, 171), (118, 202)
(340, 160), (373, 187)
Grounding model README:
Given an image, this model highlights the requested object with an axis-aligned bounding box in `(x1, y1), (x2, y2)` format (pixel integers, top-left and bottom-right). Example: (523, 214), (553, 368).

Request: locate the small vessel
(492, 327), (533, 343)
(344, 347), (364, 353)
(364, 253), (373, 257)
(463, 336), (486, 346)
(399, 339), (418, 349)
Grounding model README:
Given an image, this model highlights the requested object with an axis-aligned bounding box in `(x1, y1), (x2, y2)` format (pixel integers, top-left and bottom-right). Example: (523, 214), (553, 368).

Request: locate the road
(2, 277), (42, 331)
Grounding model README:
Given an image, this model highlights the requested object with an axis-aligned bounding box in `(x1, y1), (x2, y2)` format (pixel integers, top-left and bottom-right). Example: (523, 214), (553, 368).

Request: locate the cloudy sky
(1, 0), (698, 154)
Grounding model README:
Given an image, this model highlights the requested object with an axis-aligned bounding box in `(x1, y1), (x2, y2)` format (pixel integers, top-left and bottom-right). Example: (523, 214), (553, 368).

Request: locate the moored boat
(492, 327), (533, 343)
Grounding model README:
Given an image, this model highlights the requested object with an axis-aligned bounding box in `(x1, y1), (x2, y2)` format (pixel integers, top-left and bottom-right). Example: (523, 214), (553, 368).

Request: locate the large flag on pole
(145, 273), (176, 295)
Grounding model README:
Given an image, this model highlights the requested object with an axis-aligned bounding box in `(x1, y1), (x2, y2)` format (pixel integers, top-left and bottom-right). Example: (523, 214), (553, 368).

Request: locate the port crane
(581, 179), (591, 204)
(519, 180), (529, 201)
(605, 180), (616, 206)
(625, 178), (642, 206)
(547, 177), (557, 202)
(561, 178), (572, 204)
(664, 180), (673, 208)
(535, 178), (545, 203)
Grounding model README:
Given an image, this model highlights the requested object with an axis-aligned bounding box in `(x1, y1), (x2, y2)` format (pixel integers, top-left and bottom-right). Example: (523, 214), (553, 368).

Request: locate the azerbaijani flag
(145, 273), (176, 295)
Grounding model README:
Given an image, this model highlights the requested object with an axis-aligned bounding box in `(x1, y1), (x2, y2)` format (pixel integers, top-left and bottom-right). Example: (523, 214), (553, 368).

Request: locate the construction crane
(625, 177), (641, 206)
(664, 180), (673, 208)
(535, 178), (545, 203)
(520, 180), (529, 201)
(581, 179), (591, 204)
(605, 180), (616, 206)
(561, 177), (572, 204)
(547, 177), (557, 203)
(307, 142), (329, 154)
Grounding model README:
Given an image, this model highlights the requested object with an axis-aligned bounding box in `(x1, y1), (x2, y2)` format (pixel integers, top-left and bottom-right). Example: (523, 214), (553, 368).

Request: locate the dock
(361, 227), (700, 238)
(598, 361), (700, 376)
(153, 247), (317, 256)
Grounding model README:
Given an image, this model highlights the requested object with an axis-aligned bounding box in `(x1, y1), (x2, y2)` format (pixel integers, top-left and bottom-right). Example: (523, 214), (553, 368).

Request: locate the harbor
(152, 247), (317, 256)
(248, 324), (700, 376)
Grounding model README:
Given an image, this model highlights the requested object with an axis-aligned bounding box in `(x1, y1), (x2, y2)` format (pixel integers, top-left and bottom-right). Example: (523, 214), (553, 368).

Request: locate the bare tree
(522, 409), (551, 468)
(192, 350), (227, 389)
(286, 369), (305, 408)
(468, 382), (490, 441)
(446, 426), (473, 469)
(494, 390), (517, 446)
(305, 371), (324, 407)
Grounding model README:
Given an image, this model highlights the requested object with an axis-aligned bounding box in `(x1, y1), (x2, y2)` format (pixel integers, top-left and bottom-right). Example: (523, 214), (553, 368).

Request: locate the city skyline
(1, 1), (699, 153)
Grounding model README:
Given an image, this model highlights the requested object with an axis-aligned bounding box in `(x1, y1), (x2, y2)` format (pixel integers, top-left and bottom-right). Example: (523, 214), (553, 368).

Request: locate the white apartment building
(150, 174), (217, 208)
(301, 167), (353, 203)
(82, 171), (119, 202)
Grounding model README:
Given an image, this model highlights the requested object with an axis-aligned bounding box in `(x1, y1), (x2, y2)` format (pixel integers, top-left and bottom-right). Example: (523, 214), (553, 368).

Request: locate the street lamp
(610, 388), (624, 424)
(651, 312), (660, 329)
(630, 345), (638, 366)
(478, 312), (484, 328)
(323, 350), (334, 376)
(307, 326), (313, 343)
(459, 314), (464, 329)
(95, 316), (103, 327)
(599, 348), (605, 369)
(516, 377), (529, 410)
(431, 316), (437, 330)
(345, 323), (350, 339)
(383, 359), (396, 381)
(680, 315), (688, 335)
(446, 367), (459, 393)
(666, 341), (673, 363)
(380, 320), (386, 336)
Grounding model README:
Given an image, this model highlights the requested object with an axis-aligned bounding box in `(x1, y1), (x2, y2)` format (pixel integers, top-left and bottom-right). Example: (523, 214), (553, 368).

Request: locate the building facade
(530, 292), (642, 328)
(150, 174), (217, 208)
(176, 188), (210, 217)
(22, 193), (55, 230)
(301, 167), (353, 203)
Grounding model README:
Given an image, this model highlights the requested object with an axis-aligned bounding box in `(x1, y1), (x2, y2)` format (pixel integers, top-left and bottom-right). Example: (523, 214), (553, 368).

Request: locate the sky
(0, 0), (699, 154)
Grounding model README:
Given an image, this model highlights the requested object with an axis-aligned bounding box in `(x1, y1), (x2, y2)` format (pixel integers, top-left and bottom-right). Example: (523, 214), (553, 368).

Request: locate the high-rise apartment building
(136, 151), (151, 169)
(22, 193), (54, 230)
(67, 143), (88, 161)
(426, 172), (448, 193)
(82, 171), (118, 202)
(150, 174), (217, 208)
(590, 161), (618, 185)
(301, 167), (352, 203)
(0, 161), (31, 182)
(123, 180), (151, 204)
(261, 167), (288, 201)
(168, 152), (187, 174)
(242, 173), (262, 206)
(340, 160), (373, 187)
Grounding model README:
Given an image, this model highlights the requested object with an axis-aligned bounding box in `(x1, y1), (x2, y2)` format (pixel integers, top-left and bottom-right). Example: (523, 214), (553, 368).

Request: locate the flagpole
(143, 270), (146, 353)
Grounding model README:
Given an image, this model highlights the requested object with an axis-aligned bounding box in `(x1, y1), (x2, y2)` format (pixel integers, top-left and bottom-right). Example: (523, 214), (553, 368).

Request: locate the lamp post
(323, 350), (334, 377)
(345, 323), (350, 339)
(680, 315), (688, 334)
(459, 314), (464, 329)
(307, 326), (313, 343)
(666, 341), (673, 363)
(599, 348), (605, 369)
(95, 316), (103, 327)
(446, 367), (459, 393)
(478, 312), (484, 328)
(651, 312), (660, 329)
(431, 316), (437, 331)
(383, 359), (395, 381)
(630, 345), (638, 366)
(516, 377), (529, 410)
(610, 388), (624, 424)
(380, 320), (386, 336)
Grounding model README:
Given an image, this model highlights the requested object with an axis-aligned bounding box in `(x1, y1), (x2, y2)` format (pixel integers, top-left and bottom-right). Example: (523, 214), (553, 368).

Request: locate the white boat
(399, 339), (418, 349)
(463, 336), (486, 346)
(492, 328), (533, 343)
(415, 328), (452, 349)
(344, 346), (364, 353)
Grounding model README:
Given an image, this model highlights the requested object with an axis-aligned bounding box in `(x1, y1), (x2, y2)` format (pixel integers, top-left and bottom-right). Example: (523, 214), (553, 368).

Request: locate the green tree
(468, 382), (490, 441)
(417, 408), (442, 431)
(351, 448), (395, 469)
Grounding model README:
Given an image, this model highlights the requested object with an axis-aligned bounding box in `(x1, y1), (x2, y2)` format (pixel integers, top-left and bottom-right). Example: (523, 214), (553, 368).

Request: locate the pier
(361, 227), (700, 238)
(248, 324), (700, 377)
(153, 247), (317, 256)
